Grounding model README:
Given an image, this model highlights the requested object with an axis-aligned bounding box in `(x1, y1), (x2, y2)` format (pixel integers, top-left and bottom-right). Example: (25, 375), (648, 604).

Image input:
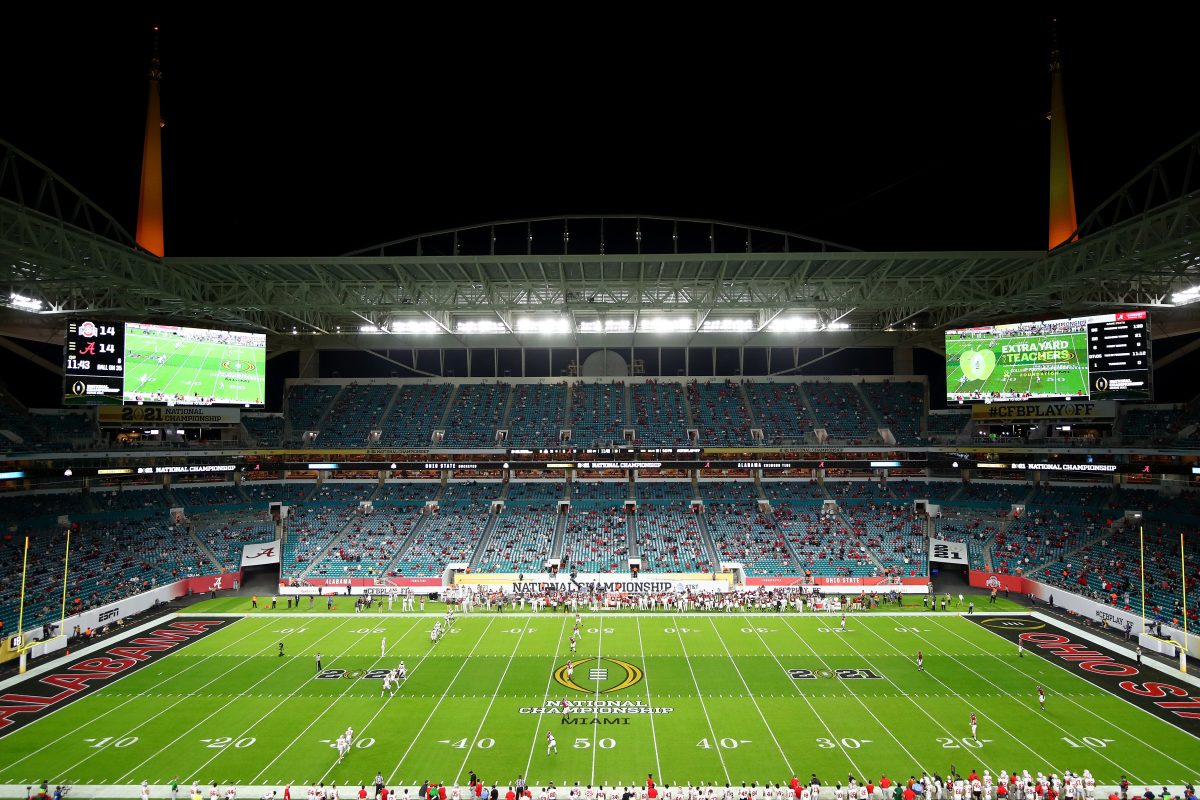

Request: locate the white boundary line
(451, 617), (535, 785)
(668, 615), (729, 784)
(904, 616), (1148, 783)
(945, 615), (1200, 771)
(633, 617), (663, 785)
(520, 616), (570, 783)
(252, 618), (422, 784)
(383, 617), (498, 786)
(705, 618), (793, 775)
(109, 617), (359, 783)
(0, 617), (278, 773)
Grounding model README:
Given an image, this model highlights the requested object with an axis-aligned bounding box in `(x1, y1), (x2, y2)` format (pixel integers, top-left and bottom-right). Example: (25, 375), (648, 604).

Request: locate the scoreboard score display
(945, 310), (1151, 403)
(63, 320), (266, 408)
(64, 320), (125, 405)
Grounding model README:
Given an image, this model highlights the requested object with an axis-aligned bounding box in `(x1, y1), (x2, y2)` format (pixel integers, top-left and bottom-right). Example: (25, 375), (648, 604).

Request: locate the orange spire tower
(1047, 20), (1078, 250)
(136, 26), (165, 257)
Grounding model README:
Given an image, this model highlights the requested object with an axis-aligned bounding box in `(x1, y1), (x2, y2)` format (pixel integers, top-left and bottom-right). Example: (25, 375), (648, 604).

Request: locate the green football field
(945, 331), (1089, 399)
(123, 329), (265, 406)
(2, 611), (1198, 796)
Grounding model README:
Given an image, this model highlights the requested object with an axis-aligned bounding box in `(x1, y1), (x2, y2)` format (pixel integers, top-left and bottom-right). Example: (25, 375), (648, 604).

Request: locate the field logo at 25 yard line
(0, 618), (233, 736)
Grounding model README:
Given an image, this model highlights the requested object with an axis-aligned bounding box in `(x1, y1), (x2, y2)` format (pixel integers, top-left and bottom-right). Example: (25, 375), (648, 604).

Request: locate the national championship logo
(980, 617), (1045, 631)
(554, 657), (643, 694)
(221, 359), (256, 373)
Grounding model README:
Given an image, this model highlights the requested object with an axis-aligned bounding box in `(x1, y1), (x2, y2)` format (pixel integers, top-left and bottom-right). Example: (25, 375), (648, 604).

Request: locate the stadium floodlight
(391, 320), (438, 334)
(516, 317), (570, 334)
(769, 317), (819, 332)
(359, 325), (386, 334)
(825, 322), (851, 331)
(9, 292), (42, 311)
(1173, 286), (1200, 305)
(579, 319), (632, 333)
(701, 318), (754, 332)
(456, 320), (506, 334)
(640, 317), (692, 333)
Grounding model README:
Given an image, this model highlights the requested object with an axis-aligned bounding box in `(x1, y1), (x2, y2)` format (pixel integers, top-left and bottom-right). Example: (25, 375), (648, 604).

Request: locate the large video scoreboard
(945, 310), (1151, 403)
(64, 320), (266, 407)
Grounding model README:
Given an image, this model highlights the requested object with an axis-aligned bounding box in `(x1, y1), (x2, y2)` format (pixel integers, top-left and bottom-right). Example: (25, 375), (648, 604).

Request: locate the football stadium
(1, 15), (1199, 800)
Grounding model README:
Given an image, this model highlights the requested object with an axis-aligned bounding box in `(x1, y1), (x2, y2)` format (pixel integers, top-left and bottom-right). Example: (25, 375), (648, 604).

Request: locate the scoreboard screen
(64, 321), (266, 408)
(945, 310), (1151, 403)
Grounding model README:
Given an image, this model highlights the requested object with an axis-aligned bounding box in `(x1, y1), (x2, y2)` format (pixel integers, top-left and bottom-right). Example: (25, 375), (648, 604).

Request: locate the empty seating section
(92, 488), (170, 512)
(825, 480), (888, 500)
(0, 397), (46, 448)
(191, 510), (275, 570)
(636, 502), (710, 572)
(43, 413), (94, 445)
(377, 482), (440, 502)
(840, 501), (926, 575)
(1121, 408), (1193, 443)
(687, 381), (751, 445)
(637, 482), (696, 501)
(887, 481), (949, 501)
(1028, 483), (1114, 509)
(312, 483), (374, 504)
(571, 482), (629, 501)
(376, 384), (454, 447)
(860, 381), (923, 443)
(285, 384), (342, 443)
(442, 384), (509, 447)
(242, 414), (285, 446)
(173, 484), (244, 509)
(927, 412), (969, 438)
(570, 382), (627, 445)
(506, 482), (565, 501)
(307, 505), (424, 577)
(774, 503), (873, 576)
(934, 510), (1003, 570)
(506, 384), (568, 447)
(242, 482), (313, 504)
(561, 505), (628, 572)
(990, 506), (1105, 575)
(393, 503), (489, 576)
(630, 382), (689, 445)
(955, 482), (1030, 506)
(802, 382), (877, 443)
(320, 384), (394, 447)
(743, 383), (812, 445)
(0, 491), (87, 519)
(441, 482), (502, 503)
(700, 481), (759, 501)
(478, 505), (556, 571)
(705, 501), (794, 575)
(282, 504), (357, 576)
(761, 481), (825, 501)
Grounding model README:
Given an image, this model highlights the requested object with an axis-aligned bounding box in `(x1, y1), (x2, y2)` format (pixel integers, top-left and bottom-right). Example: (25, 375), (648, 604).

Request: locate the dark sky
(4, 9), (1197, 256)
(3, 10), (1199, 410)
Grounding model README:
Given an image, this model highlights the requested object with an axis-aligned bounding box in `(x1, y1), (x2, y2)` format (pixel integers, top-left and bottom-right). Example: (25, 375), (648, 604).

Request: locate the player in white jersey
(1037, 685), (1045, 710)
(1082, 772), (1094, 800)
(969, 712), (977, 740)
(569, 635), (577, 654)
(336, 734), (348, 763)
(226, 787), (237, 800)
(834, 785), (846, 800)
(546, 730), (557, 754)
(382, 672), (394, 696)
(210, 785), (221, 800)
(432, 622), (441, 642)
(566, 661), (575, 681)
(398, 660), (407, 680)
(141, 782), (151, 800)
(916, 650), (923, 671)
(840, 613), (847, 631)
(858, 785), (869, 800)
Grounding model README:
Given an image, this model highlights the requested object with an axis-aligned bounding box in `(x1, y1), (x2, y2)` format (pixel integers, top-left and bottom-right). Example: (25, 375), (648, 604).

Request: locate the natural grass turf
(2, 613), (1196, 792)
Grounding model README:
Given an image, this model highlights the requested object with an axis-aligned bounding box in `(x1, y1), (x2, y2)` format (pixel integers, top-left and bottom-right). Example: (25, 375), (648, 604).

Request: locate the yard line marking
(385, 617), (499, 785)
(111, 617), (358, 783)
(257, 618), (422, 784)
(932, 616), (1200, 776)
(521, 617), (571, 782)
(634, 617), (663, 785)
(590, 616), (604, 785)
(452, 618), (536, 785)
(904, 617), (1147, 783)
(846, 615), (1000, 773)
(762, 616), (876, 776)
(707, 618), (792, 775)
(669, 615), (730, 784)
(0, 616), (279, 773)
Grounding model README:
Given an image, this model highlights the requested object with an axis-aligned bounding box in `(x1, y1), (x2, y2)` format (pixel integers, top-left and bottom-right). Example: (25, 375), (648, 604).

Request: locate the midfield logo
(554, 657), (643, 694)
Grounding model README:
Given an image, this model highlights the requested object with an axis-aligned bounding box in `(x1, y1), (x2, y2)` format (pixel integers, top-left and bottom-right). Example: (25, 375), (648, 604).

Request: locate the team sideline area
(1, 609), (1197, 799)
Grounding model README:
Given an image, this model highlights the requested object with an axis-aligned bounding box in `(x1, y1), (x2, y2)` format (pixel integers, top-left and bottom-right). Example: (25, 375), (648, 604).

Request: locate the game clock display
(63, 320), (266, 407)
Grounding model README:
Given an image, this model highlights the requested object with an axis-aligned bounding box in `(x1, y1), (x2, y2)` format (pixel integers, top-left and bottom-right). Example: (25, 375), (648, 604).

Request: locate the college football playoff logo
(554, 658), (643, 694)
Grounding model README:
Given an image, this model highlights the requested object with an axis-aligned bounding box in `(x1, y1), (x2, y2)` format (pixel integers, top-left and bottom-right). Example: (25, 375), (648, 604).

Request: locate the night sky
(2, 10), (1198, 408)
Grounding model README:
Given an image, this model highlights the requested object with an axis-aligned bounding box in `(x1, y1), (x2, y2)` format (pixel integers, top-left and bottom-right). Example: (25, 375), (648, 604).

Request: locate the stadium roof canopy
(1, 133), (1198, 350)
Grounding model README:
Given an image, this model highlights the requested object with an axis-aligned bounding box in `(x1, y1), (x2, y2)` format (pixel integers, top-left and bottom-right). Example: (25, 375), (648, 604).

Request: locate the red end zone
(0, 618), (233, 737)
(970, 615), (1200, 737)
